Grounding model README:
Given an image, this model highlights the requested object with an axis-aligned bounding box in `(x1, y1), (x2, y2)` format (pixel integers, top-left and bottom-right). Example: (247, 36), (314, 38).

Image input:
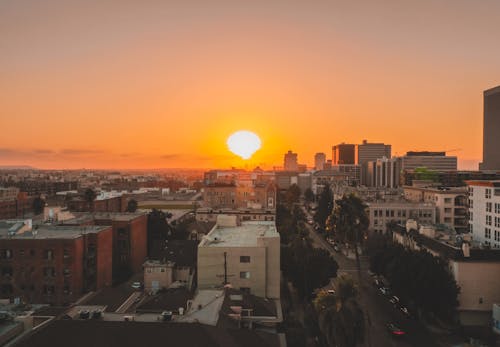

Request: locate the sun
(226, 130), (262, 160)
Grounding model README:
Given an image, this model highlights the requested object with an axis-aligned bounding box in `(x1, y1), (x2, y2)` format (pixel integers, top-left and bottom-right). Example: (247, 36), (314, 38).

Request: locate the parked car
(333, 245), (340, 252)
(400, 306), (410, 317)
(389, 296), (400, 305)
(386, 323), (406, 337)
(327, 289), (336, 295)
(379, 287), (390, 296)
(131, 282), (142, 289)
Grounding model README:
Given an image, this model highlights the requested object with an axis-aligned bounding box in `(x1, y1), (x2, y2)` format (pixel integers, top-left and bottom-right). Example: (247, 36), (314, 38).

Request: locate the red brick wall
(129, 215), (148, 273)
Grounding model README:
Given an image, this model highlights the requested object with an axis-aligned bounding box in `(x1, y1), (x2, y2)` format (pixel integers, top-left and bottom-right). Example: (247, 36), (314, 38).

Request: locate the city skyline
(2, 1), (500, 170)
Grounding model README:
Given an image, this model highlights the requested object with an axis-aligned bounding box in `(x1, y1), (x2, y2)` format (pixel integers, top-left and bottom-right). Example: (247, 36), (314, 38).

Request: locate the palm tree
(327, 193), (368, 279)
(314, 274), (365, 347)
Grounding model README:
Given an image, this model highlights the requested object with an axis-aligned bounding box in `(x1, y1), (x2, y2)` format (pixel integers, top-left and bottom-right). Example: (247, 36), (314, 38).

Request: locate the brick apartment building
(63, 212), (148, 282)
(0, 188), (34, 219)
(67, 195), (127, 213)
(0, 221), (112, 305)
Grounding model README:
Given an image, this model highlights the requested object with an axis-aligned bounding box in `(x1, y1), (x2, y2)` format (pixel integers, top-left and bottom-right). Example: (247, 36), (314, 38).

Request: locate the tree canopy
(314, 184), (333, 228)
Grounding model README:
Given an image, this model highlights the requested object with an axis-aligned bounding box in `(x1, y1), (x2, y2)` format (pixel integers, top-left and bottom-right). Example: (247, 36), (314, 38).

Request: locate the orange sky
(1, 0), (499, 170)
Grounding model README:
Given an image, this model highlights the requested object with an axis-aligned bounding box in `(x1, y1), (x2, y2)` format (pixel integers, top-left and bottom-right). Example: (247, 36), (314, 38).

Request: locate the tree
(285, 184), (301, 208)
(314, 184), (333, 228)
(84, 188), (97, 212)
(327, 194), (368, 279)
(304, 188), (315, 203)
(126, 199), (138, 212)
(32, 196), (46, 215)
(314, 274), (365, 347)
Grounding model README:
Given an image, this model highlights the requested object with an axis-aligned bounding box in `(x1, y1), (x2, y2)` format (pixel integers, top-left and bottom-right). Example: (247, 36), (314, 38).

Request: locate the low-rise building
(393, 223), (500, 327)
(0, 221), (113, 305)
(367, 201), (436, 234)
(404, 184), (468, 233)
(198, 216), (280, 299)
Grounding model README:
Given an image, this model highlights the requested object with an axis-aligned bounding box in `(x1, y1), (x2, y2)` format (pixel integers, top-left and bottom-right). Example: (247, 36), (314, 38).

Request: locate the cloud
(60, 149), (104, 155)
(160, 154), (182, 159)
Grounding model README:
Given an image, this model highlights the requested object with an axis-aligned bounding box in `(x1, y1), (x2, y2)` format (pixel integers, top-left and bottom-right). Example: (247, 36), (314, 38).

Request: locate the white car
(131, 282), (142, 289)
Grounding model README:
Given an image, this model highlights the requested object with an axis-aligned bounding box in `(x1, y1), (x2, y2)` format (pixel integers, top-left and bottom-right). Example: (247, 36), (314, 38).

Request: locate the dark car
(386, 323), (406, 337)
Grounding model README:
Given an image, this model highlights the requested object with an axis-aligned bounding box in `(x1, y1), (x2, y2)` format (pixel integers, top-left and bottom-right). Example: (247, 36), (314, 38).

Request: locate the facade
(331, 164), (361, 185)
(203, 181), (276, 210)
(67, 194), (127, 213)
(314, 153), (326, 171)
(197, 216), (280, 299)
(0, 189), (34, 220)
(196, 208), (275, 223)
(284, 150), (298, 171)
(366, 157), (401, 188)
(0, 221), (113, 305)
(332, 143), (355, 165)
(401, 151), (457, 171)
(480, 85), (500, 170)
(467, 181), (500, 249)
(404, 185), (468, 233)
(64, 212), (148, 282)
(367, 201), (436, 234)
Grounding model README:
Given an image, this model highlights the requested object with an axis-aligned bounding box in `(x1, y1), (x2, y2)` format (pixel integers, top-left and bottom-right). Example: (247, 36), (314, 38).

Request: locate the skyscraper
(284, 150), (298, 171)
(332, 143), (355, 165)
(480, 85), (500, 170)
(314, 152), (326, 170)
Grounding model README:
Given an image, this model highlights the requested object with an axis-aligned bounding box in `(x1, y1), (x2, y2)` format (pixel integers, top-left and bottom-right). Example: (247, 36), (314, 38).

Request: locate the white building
(197, 215), (280, 299)
(467, 180), (500, 249)
(314, 153), (326, 171)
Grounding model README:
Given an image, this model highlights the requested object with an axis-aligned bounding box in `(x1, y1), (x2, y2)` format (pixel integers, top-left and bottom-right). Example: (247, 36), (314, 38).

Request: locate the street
(303, 208), (444, 347)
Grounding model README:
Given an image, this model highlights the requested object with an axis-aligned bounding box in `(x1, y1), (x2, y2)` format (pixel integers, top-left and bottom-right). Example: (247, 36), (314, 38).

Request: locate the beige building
(367, 201), (436, 234)
(197, 216), (280, 299)
(404, 184), (468, 233)
(203, 181), (276, 210)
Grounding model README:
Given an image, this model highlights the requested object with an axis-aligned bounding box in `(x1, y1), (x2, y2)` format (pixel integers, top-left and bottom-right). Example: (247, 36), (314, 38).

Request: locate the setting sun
(226, 130), (262, 160)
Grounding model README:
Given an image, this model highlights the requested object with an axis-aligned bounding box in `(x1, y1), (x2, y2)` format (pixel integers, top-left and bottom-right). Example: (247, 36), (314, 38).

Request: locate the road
(303, 208), (442, 347)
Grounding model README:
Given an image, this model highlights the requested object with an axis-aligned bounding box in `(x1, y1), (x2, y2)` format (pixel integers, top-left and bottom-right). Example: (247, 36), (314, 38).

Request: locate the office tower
(480, 86), (500, 170)
(401, 151), (457, 171)
(284, 150), (298, 171)
(357, 140), (392, 185)
(314, 152), (326, 170)
(332, 143), (355, 165)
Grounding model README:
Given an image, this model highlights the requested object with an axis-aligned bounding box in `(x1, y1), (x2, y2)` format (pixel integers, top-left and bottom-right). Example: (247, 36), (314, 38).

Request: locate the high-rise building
(284, 150), (298, 171)
(366, 157), (402, 188)
(332, 143), (355, 165)
(314, 153), (326, 171)
(401, 151), (457, 171)
(356, 140), (392, 185)
(480, 85), (500, 170)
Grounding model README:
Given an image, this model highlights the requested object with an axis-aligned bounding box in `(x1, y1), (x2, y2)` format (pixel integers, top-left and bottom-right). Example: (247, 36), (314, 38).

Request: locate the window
(19, 249), (25, 256)
(469, 187), (474, 196)
(444, 208), (452, 213)
(240, 271), (250, 279)
(494, 230), (500, 242)
(495, 217), (500, 228)
(63, 268), (71, 276)
(63, 249), (70, 258)
(486, 215), (492, 226)
(485, 228), (491, 239)
(470, 212), (473, 221)
(486, 189), (492, 199)
(30, 249), (35, 256)
(240, 256), (251, 263)
(374, 210), (378, 217)
(44, 250), (54, 260)
(486, 202), (492, 213)
(444, 198), (452, 204)
(495, 203), (500, 214)
(44, 267), (56, 277)
(2, 267), (13, 277)
(469, 199), (474, 209)
(0, 249), (12, 260)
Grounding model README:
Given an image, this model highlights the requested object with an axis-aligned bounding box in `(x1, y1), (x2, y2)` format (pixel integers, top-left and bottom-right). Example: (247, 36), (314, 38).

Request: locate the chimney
(462, 242), (470, 258)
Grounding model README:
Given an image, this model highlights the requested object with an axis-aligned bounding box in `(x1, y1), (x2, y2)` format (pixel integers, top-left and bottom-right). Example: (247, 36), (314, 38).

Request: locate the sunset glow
(1, 1), (499, 170)
(227, 131), (262, 160)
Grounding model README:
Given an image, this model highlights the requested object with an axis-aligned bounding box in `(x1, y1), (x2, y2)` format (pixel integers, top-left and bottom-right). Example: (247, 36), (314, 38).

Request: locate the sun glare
(226, 130), (262, 160)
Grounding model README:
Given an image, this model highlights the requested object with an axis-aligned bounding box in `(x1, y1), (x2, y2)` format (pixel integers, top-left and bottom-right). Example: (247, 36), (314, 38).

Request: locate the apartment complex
(467, 180), (500, 249)
(197, 216), (280, 299)
(0, 221), (113, 305)
(404, 185), (468, 233)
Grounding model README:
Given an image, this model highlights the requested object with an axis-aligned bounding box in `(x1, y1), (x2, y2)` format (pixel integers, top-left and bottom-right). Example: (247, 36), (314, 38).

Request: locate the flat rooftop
(64, 212), (146, 224)
(0, 224), (110, 240)
(199, 221), (278, 248)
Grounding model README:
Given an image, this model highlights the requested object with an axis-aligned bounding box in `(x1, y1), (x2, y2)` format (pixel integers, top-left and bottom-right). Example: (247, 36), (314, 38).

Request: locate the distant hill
(0, 165), (36, 170)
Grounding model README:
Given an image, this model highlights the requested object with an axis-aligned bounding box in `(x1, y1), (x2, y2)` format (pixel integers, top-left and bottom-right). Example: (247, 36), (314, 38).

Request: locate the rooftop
(63, 212), (146, 224)
(13, 320), (280, 347)
(199, 220), (278, 248)
(0, 223), (110, 240)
